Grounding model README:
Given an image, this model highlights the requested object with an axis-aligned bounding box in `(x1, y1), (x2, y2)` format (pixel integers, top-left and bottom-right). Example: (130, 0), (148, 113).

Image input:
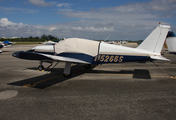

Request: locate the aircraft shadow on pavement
(8, 65), (97, 89)
(88, 69), (151, 79)
(8, 65), (151, 89)
(133, 69), (151, 79)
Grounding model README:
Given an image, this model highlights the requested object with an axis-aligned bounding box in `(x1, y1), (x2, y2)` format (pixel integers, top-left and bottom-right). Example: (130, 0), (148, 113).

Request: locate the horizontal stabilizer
(150, 55), (170, 61)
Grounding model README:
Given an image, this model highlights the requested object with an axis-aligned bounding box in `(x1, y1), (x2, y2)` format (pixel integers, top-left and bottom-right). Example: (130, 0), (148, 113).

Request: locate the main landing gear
(63, 62), (72, 78)
(63, 63), (91, 78)
(37, 61), (92, 78)
(37, 61), (73, 78)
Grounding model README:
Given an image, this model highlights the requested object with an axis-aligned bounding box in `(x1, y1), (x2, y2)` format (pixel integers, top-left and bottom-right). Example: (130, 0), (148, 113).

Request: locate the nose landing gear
(38, 64), (44, 71)
(37, 61), (57, 71)
(38, 61), (44, 71)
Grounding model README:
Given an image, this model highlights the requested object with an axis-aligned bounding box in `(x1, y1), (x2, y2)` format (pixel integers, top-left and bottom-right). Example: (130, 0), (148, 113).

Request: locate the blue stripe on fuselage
(94, 54), (149, 64)
(122, 55), (149, 62)
(16, 51), (150, 64)
(57, 53), (150, 64)
(57, 53), (95, 64)
(12, 51), (53, 61)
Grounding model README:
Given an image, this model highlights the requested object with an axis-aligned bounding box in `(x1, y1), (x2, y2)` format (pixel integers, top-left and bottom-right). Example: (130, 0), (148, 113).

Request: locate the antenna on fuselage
(104, 34), (111, 41)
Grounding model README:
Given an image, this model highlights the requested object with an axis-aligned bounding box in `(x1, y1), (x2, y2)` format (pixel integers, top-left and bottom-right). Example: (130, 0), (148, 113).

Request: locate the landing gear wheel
(38, 65), (44, 71)
(84, 64), (91, 69)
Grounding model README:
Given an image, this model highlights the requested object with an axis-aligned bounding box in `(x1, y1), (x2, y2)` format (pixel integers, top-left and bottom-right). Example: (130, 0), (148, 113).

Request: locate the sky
(0, 0), (176, 40)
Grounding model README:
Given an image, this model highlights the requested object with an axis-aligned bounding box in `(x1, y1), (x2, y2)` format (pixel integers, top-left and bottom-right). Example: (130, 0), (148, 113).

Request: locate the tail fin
(137, 24), (170, 54)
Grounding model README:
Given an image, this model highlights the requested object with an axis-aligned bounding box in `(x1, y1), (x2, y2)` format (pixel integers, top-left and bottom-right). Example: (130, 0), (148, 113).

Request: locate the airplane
(12, 23), (170, 77)
(0, 42), (3, 53)
(43, 40), (57, 45)
(3, 41), (13, 46)
(0, 41), (15, 53)
(120, 40), (128, 44)
(165, 31), (176, 54)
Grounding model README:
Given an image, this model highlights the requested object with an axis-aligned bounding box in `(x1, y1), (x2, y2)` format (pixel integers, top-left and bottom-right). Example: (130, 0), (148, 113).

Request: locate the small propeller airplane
(0, 41), (14, 53)
(12, 23), (170, 77)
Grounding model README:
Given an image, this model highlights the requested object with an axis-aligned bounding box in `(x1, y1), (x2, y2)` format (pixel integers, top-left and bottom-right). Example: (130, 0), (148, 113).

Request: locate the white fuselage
(166, 37), (176, 52)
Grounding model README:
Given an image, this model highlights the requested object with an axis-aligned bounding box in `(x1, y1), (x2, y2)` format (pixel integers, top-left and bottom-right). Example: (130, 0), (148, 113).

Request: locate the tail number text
(94, 55), (123, 63)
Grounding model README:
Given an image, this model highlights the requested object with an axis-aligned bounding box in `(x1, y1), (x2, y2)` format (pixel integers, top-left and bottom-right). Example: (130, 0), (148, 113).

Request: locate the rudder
(137, 24), (170, 54)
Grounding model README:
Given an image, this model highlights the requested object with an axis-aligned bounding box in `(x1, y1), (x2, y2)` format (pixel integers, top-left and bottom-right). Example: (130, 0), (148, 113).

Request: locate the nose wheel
(38, 61), (44, 71)
(38, 65), (44, 71)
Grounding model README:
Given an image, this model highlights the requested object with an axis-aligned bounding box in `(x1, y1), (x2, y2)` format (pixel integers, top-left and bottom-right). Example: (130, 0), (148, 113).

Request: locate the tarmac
(0, 43), (176, 120)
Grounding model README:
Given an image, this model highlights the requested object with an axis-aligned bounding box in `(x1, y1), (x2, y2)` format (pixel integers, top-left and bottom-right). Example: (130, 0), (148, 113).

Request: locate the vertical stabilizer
(137, 24), (170, 54)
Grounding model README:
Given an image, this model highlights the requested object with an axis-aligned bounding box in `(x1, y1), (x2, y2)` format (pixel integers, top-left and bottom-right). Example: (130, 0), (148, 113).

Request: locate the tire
(38, 65), (44, 71)
(63, 72), (72, 78)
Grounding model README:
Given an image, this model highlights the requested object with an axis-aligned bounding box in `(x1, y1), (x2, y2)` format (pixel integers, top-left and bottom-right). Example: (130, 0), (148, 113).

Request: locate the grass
(14, 42), (41, 45)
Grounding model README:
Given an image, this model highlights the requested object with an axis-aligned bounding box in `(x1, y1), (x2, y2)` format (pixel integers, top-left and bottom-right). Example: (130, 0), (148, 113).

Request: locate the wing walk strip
(23, 71), (176, 88)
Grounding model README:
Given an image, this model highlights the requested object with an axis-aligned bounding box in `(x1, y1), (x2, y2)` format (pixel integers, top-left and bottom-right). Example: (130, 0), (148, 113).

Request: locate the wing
(42, 53), (90, 64)
(12, 51), (90, 64)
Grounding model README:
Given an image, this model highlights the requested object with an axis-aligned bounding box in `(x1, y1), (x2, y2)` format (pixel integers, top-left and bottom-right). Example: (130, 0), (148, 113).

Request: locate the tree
(29, 36), (33, 39)
(47, 35), (58, 40)
(34, 36), (40, 39)
(41, 34), (48, 40)
(41, 34), (58, 40)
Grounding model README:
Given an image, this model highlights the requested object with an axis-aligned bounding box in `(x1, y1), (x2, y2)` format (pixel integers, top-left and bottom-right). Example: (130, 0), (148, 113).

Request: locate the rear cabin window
(167, 31), (176, 37)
